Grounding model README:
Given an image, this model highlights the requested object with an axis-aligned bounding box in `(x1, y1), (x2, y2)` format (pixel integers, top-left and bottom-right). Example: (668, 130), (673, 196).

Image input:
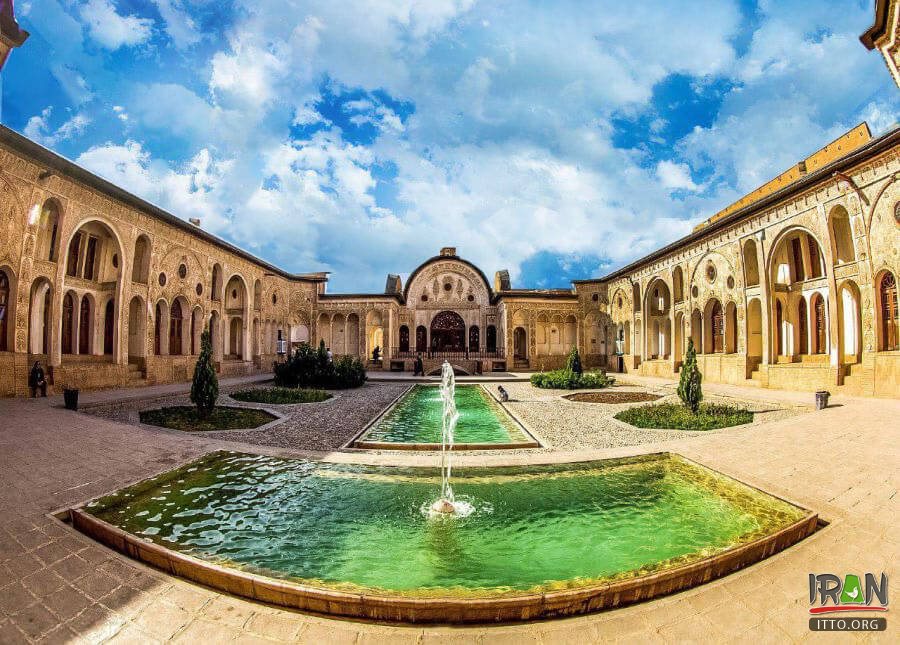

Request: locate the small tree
(565, 346), (583, 375)
(677, 337), (703, 413)
(190, 328), (219, 418)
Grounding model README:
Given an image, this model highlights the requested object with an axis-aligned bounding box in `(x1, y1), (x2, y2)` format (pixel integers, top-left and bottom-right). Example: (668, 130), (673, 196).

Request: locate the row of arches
(396, 318), (499, 354)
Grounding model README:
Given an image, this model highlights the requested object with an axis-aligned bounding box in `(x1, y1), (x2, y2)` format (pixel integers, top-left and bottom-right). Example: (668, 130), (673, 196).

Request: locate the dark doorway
(399, 325), (409, 353)
(469, 325), (480, 352)
(103, 300), (114, 355)
(78, 297), (91, 354)
(514, 326), (527, 359)
(486, 325), (497, 352)
(415, 325), (427, 352)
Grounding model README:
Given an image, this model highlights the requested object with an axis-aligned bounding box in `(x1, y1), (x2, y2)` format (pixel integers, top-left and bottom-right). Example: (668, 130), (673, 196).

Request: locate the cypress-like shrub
(190, 329), (219, 418)
(677, 337), (703, 413)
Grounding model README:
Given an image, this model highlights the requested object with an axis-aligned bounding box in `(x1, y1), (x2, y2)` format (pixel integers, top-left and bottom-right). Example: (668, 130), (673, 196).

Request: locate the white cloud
(151, 0), (202, 49)
(24, 107), (91, 147)
(656, 160), (700, 192)
(79, 0), (154, 50)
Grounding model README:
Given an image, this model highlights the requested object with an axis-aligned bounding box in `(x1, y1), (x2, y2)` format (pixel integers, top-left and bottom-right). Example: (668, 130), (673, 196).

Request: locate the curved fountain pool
(71, 450), (816, 623)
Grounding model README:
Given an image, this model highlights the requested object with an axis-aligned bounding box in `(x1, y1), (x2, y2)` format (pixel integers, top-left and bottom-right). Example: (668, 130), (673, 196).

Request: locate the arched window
(673, 267), (684, 302)
(743, 239), (760, 286)
(132, 235), (151, 284)
(253, 280), (262, 310)
(399, 325), (410, 353)
(812, 294), (826, 354)
(486, 325), (497, 352)
(798, 298), (808, 355)
(710, 301), (724, 353)
(632, 283), (641, 312)
(830, 206), (855, 264)
(415, 325), (427, 353)
(103, 300), (115, 355)
(879, 272), (898, 351)
(0, 270), (9, 352)
(78, 297), (92, 354)
(775, 301), (784, 356)
(155, 302), (164, 355)
(169, 300), (184, 356)
(38, 200), (61, 262)
(62, 293), (75, 354)
(211, 265), (223, 302)
(469, 325), (480, 352)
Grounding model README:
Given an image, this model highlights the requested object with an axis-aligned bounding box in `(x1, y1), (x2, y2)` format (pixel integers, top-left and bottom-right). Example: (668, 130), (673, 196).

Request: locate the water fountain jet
(429, 361), (463, 516)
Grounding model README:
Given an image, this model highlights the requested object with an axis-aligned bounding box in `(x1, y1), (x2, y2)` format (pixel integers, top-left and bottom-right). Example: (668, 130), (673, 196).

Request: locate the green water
(86, 452), (806, 597)
(360, 385), (529, 445)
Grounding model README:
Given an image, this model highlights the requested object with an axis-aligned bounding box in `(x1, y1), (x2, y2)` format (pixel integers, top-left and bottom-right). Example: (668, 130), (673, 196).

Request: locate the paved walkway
(0, 379), (896, 643)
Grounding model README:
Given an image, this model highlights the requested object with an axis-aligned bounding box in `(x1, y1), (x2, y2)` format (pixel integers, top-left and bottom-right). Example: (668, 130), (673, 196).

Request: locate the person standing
(414, 353), (424, 376)
(326, 347), (333, 363)
(29, 361), (47, 397)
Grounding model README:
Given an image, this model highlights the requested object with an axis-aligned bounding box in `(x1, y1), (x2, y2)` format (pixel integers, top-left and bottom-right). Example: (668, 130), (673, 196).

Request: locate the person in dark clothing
(372, 346), (381, 361)
(413, 353), (424, 376)
(29, 361), (47, 397)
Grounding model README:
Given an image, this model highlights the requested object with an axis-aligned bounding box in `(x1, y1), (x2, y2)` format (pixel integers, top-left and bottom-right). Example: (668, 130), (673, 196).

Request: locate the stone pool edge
(67, 479), (819, 625)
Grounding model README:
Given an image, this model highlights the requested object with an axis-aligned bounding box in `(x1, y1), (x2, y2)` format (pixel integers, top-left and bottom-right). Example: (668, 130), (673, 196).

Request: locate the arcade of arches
(0, 121), (899, 397)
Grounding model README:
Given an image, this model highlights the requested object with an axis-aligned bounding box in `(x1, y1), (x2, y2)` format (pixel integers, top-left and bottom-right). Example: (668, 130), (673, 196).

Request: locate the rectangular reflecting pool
(351, 384), (539, 449)
(76, 451), (815, 608)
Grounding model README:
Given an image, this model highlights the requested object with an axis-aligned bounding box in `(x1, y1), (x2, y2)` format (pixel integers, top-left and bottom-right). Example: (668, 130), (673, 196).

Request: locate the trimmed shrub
(614, 403), (752, 431)
(231, 387), (332, 404)
(677, 337), (703, 413)
(530, 368), (614, 390)
(274, 341), (367, 389)
(190, 328), (218, 418)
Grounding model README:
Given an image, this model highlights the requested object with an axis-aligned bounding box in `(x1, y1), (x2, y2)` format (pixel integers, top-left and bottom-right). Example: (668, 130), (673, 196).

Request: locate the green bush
(231, 387), (331, 404)
(530, 368), (614, 390)
(140, 406), (275, 432)
(614, 402), (753, 431)
(190, 329), (218, 418)
(274, 340), (367, 389)
(677, 337), (703, 413)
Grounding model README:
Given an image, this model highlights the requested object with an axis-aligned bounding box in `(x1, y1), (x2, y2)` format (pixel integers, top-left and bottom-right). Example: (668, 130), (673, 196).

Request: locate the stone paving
(0, 378), (896, 643)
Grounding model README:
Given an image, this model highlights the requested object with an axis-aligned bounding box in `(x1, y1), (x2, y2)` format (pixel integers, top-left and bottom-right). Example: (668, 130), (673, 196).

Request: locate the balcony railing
(390, 347), (505, 361)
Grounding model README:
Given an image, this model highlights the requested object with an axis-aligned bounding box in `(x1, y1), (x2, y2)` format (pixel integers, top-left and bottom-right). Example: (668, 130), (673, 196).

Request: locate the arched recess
(229, 317), (244, 357)
(690, 309), (702, 352)
(62, 292), (76, 354)
(331, 313), (346, 355)
(0, 267), (14, 352)
(632, 282), (641, 312)
(746, 298), (763, 360)
(876, 270), (898, 352)
(346, 314), (360, 356)
(725, 301), (737, 354)
(28, 278), (53, 355)
(64, 220), (122, 283)
(743, 239), (760, 286)
(673, 266), (684, 302)
(563, 315), (577, 350)
(317, 312), (332, 350)
(127, 296), (147, 360)
(430, 310), (465, 352)
(644, 279), (671, 359)
(769, 227), (826, 286)
(811, 293), (827, 355)
(103, 298), (115, 355)
(154, 300), (169, 356)
(797, 297), (809, 355)
(838, 281), (861, 363)
(252, 318), (260, 357)
(828, 205), (855, 265)
(399, 324), (410, 353)
(290, 322), (310, 347)
(37, 199), (61, 262)
(132, 235), (151, 284)
(253, 279), (262, 311)
(469, 325), (480, 351)
(486, 325), (497, 353)
(513, 326), (527, 359)
(191, 306), (202, 355)
(78, 294), (94, 355)
(673, 311), (684, 361)
(703, 299), (723, 354)
(211, 264), (223, 301)
(170, 297), (189, 356)
(535, 313), (549, 356)
(415, 325), (427, 353)
(775, 298), (786, 356)
(209, 310), (222, 361)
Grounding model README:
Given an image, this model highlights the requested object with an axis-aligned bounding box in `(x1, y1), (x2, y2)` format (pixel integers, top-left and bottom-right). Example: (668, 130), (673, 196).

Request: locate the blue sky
(2, 0), (896, 291)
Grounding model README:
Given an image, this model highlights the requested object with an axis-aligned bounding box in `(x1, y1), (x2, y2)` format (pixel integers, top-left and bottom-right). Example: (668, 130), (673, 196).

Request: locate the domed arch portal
(430, 311), (466, 353)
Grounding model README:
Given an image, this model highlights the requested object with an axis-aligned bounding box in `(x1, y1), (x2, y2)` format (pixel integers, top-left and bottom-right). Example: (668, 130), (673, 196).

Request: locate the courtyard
(0, 373), (896, 642)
